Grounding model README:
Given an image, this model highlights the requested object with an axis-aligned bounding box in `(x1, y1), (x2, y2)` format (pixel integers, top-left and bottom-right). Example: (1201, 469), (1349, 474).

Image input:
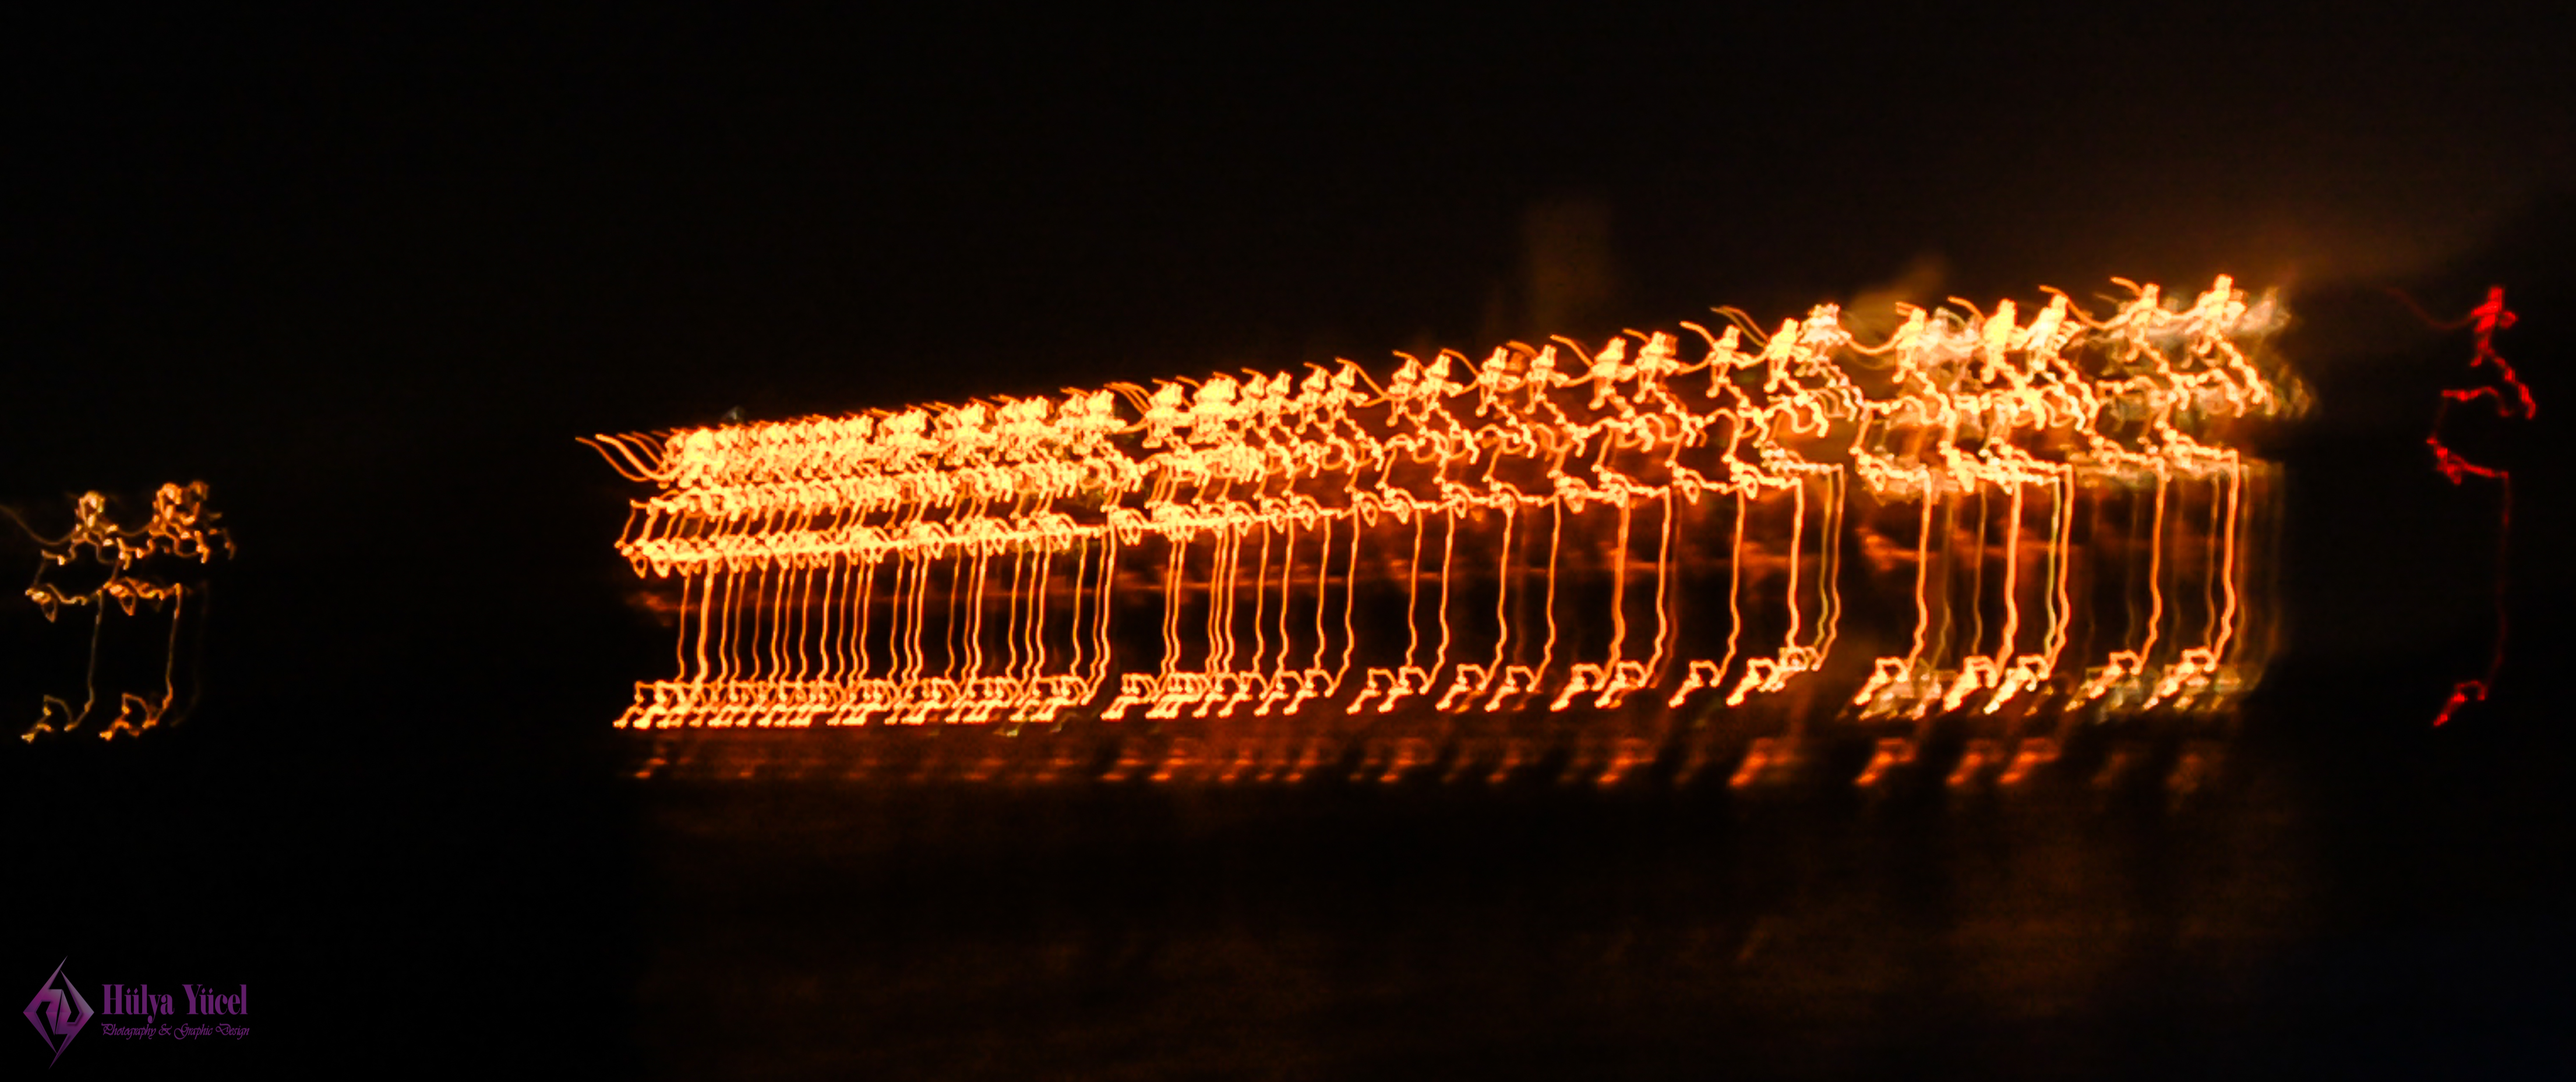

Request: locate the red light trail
(2404, 285), (2531, 726)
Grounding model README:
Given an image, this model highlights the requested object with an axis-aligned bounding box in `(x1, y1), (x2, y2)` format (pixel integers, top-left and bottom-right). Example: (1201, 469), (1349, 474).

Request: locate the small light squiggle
(2398, 285), (2529, 726)
(8, 482), (234, 741)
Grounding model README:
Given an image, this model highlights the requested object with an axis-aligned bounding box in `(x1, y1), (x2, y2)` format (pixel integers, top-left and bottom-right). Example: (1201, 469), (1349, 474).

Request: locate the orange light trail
(590, 278), (2296, 745)
(8, 482), (234, 741)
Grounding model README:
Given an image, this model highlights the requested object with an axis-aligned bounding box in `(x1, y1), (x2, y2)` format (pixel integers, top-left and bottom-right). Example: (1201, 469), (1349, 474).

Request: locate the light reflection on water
(628, 716), (2334, 1079)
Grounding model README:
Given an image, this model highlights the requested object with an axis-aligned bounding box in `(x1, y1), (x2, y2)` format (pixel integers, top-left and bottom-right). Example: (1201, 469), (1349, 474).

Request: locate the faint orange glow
(9, 482), (234, 741)
(590, 278), (2296, 747)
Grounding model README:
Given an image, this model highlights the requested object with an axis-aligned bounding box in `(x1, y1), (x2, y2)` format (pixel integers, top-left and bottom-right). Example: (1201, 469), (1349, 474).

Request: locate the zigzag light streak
(589, 278), (2296, 751)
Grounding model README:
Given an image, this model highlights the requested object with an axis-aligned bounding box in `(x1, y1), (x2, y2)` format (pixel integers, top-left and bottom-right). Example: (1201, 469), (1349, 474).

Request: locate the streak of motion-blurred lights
(6, 482), (234, 741)
(589, 278), (2302, 784)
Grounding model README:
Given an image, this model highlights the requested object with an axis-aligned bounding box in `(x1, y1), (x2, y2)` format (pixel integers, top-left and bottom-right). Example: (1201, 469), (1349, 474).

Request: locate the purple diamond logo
(22, 959), (93, 1067)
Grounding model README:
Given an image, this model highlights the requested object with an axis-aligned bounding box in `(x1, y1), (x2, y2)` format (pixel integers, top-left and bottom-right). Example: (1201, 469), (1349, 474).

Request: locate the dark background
(3, 8), (2571, 1077)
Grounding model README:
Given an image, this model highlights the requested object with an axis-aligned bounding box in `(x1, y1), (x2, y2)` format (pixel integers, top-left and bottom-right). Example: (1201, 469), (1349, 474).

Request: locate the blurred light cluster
(592, 278), (2298, 784)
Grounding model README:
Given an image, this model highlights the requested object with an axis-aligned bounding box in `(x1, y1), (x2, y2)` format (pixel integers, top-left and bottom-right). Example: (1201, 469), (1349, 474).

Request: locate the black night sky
(5, 8), (2572, 1078)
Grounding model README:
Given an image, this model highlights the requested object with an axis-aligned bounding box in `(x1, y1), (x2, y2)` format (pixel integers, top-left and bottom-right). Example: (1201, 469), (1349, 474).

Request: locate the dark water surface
(624, 691), (2567, 1080)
